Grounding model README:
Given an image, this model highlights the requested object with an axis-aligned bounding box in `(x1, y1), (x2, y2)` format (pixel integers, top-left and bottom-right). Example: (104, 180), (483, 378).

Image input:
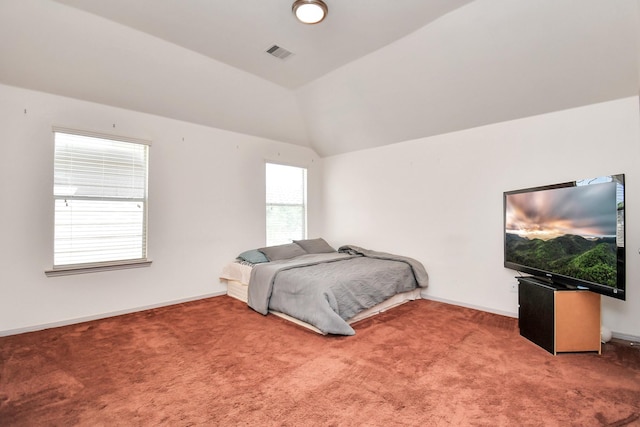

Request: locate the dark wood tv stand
(517, 277), (601, 355)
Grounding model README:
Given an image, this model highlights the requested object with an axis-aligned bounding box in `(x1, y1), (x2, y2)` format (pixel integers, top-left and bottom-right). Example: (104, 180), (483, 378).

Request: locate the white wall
(0, 83), (322, 336)
(321, 97), (640, 338)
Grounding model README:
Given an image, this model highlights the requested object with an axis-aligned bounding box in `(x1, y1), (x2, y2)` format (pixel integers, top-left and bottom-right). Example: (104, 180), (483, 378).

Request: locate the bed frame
(223, 279), (421, 335)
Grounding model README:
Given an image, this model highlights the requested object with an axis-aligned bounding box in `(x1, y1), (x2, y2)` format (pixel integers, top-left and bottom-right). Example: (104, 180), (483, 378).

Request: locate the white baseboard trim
(0, 291), (227, 337)
(421, 293), (518, 318)
(611, 332), (640, 343)
(422, 293), (640, 343)
(4, 291), (638, 344)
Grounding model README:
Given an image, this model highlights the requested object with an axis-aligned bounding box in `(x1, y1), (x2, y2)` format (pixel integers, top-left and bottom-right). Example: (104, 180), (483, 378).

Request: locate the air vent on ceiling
(266, 45), (294, 60)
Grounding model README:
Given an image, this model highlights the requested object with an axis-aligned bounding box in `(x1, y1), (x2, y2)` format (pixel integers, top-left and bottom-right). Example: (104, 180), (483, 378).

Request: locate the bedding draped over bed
(247, 245), (428, 335)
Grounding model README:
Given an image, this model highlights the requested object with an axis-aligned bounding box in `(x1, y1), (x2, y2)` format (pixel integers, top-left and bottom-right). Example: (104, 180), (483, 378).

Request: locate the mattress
(220, 261), (253, 285)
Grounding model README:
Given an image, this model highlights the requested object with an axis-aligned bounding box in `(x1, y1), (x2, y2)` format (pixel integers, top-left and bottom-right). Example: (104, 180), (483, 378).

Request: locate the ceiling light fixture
(292, 0), (328, 25)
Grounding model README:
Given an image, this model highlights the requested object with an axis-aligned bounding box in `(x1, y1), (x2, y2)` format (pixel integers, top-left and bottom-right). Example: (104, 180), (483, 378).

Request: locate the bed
(219, 239), (428, 335)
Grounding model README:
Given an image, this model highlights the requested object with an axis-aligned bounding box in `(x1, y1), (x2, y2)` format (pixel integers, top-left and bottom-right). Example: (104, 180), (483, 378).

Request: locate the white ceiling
(0, 0), (638, 157)
(51, 0), (475, 89)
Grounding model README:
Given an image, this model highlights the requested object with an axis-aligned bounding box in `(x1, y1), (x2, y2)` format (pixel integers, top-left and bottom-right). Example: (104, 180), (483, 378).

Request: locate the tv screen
(504, 174), (625, 300)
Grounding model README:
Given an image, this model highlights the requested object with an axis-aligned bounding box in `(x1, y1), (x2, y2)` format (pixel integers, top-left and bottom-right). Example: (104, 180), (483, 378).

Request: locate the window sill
(45, 259), (152, 277)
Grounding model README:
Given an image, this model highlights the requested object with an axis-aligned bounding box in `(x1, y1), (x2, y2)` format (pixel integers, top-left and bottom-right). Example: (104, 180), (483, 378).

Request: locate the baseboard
(421, 293), (518, 318)
(611, 332), (640, 343)
(5, 291), (637, 343)
(421, 293), (640, 343)
(0, 291), (227, 337)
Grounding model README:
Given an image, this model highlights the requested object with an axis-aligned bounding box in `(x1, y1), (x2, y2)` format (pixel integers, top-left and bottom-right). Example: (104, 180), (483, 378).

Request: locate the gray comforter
(247, 245), (428, 335)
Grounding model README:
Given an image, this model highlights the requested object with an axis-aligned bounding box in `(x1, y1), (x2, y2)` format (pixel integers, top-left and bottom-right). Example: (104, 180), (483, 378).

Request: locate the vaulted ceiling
(0, 0), (638, 156)
(52, 0), (475, 90)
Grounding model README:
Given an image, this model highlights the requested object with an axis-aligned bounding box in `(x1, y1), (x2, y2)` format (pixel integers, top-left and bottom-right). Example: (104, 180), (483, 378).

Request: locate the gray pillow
(293, 238), (336, 254)
(237, 249), (270, 264)
(258, 243), (307, 261)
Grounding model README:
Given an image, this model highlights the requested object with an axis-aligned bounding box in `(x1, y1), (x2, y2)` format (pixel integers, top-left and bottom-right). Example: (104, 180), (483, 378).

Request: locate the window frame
(265, 161), (308, 247)
(45, 127), (152, 277)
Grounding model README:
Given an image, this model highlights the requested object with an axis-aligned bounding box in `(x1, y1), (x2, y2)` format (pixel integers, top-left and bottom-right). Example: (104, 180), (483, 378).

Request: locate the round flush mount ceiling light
(292, 0), (328, 25)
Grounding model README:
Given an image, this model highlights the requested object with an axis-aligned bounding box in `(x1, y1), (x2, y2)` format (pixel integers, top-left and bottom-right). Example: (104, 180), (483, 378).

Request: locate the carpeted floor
(1, 296), (639, 426)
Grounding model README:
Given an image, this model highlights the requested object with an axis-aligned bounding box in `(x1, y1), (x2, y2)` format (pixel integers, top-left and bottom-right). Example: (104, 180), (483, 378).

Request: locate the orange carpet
(1, 296), (639, 426)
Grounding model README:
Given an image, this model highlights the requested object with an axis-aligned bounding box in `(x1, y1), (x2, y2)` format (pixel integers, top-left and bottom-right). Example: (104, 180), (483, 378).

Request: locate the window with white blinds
(266, 163), (307, 246)
(52, 130), (149, 270)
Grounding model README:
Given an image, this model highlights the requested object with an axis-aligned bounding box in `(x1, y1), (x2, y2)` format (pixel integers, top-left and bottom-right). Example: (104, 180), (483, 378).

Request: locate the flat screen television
(504, 174), (625, 300)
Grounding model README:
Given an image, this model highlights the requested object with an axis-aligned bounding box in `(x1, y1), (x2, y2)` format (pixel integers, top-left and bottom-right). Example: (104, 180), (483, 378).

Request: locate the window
(266, 163), (307, 246)
(48, 129), (150, 275)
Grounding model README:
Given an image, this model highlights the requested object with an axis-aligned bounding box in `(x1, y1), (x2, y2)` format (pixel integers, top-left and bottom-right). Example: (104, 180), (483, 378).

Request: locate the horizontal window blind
(266, 163), (307, 246)
(53, 131), (149, 267)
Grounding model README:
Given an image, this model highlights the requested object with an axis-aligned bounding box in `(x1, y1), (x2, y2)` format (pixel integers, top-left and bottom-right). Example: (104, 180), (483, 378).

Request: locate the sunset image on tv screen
(505, 182), (619, 287)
